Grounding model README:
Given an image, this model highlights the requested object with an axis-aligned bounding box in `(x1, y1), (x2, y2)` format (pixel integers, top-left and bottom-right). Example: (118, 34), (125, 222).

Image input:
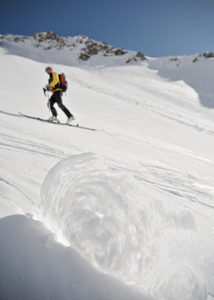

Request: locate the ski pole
(46, 91), (51, 117)
(43, 88), (51, 117)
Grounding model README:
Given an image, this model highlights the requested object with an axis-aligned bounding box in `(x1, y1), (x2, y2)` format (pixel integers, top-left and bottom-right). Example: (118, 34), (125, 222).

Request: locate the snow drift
(0, 214), (151, 300)
(41, 152), (207, 299)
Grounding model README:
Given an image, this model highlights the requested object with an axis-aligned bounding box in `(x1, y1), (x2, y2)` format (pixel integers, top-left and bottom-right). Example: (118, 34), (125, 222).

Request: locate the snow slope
(0, 34), (214, 300)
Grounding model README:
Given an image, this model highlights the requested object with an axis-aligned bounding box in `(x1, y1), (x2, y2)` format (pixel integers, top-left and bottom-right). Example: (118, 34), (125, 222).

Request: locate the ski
(19, 112), (96, 131)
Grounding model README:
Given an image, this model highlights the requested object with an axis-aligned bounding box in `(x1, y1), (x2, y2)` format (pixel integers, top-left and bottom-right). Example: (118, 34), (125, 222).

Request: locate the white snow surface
(0, 35), (214, 300)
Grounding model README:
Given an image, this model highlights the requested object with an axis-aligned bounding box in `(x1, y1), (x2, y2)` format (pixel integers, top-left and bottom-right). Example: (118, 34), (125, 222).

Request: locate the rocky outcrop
(126, 52), (146, 63)
(203, 52), (214, 58)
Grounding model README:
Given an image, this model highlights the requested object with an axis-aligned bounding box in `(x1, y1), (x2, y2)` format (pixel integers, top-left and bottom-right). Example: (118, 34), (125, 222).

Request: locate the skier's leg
(56, 91), (73, 118)
(57, 102), (73, 118)
(49, 94), (58, 117)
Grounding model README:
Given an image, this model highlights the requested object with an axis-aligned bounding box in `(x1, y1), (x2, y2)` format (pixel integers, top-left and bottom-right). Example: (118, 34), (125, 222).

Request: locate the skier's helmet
(45, 66), (53, 72)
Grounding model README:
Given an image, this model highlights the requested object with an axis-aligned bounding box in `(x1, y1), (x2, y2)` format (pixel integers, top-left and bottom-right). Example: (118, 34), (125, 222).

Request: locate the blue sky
(1, 0), (214, 57)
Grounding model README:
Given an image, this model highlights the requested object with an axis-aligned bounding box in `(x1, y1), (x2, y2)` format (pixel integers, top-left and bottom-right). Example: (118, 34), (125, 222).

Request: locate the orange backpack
(58, 73), (67, 92)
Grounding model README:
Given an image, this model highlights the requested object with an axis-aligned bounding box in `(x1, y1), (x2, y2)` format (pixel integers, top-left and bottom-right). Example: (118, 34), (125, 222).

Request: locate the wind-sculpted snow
(0, 215), (152, 300)
(41, 153), (207, 299)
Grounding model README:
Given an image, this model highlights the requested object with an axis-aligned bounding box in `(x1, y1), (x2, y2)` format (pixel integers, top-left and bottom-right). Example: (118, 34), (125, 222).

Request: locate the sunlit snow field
(0, 37), (214, 300)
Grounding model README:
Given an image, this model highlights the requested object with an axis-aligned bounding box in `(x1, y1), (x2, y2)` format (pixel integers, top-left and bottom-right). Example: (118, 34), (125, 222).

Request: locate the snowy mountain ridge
(1, 31), (214, 66)
(0, 31), (146, 64)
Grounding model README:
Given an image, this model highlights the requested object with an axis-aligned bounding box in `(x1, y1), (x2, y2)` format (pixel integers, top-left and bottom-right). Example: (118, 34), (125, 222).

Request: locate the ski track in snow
(111, 158), (214, 211)
(0, 176), (34, 203)
(0, 131), (69, 159)
(72, 76), (214, 136)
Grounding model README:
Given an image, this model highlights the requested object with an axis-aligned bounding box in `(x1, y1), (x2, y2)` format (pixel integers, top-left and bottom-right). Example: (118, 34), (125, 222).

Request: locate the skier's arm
(49, 72), (59, 87)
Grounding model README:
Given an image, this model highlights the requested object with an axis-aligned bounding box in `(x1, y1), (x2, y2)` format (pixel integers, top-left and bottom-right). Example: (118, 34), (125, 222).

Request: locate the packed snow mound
(0, 31), (146, 66)
(0, 214), (150, 300)
(41, 153), (207, 299)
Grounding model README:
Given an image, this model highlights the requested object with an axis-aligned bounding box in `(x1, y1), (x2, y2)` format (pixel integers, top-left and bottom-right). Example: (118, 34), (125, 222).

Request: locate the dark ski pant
(49, 91), (73, 118)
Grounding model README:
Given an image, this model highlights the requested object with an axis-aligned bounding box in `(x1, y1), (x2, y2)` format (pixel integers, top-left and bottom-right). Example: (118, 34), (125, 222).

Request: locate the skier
(44, 66), (74, 123)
